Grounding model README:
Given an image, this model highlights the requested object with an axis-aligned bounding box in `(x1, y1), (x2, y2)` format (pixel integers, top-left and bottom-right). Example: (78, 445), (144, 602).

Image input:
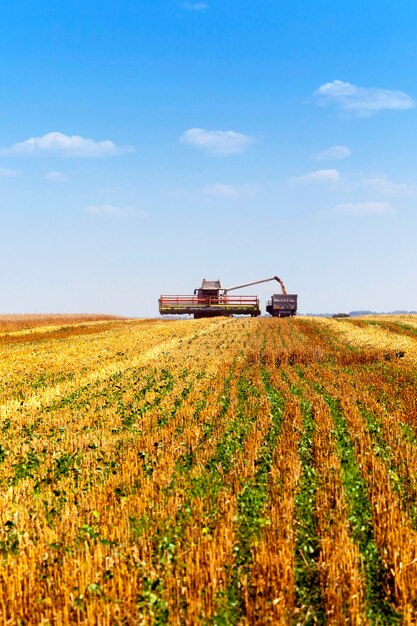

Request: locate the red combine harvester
(159, 276), (297, 319)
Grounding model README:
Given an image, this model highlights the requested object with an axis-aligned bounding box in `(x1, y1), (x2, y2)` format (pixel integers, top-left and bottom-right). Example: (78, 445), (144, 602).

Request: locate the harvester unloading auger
(158, 275), (297, 318)
(224, 275), (287, 295)
(225, 276), (297, 317)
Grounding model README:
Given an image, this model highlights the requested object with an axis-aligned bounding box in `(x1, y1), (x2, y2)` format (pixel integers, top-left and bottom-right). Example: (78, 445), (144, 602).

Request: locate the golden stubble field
(1, 313), (417, 625)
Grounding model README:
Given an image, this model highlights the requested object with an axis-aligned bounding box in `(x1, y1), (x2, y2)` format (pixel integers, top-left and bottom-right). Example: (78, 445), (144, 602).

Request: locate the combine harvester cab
(159, 279), (260, 319)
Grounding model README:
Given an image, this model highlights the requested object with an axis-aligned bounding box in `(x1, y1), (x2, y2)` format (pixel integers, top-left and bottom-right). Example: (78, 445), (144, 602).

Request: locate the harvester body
(159, 275), (297, 319)
(159, 279), (260, 318)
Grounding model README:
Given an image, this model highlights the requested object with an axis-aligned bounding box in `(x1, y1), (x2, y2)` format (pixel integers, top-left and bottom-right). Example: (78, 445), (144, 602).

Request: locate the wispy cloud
(288, 169), (341, 185)
(332, 201), (395, 216)
(362, 176), (408, 196)
(180, 128), (254, 155)
(314, 80), (415, 116)
(1, 132), (134, 157)
(202, 183), (239, 197)
(315, 145), (351, 161)
(44, 171), (69, 182)
(0, 167), (19, 177)
(181, 2), (209, 10)
(85, 204), (146, 218)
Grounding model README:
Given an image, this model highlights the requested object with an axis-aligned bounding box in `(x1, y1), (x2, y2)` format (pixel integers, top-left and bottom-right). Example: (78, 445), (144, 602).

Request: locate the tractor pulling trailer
(159, 276), (297, 319)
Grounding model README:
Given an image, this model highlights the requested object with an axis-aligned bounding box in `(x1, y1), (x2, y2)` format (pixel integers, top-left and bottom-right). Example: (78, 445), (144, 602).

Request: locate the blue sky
(1, 0), (416, 315)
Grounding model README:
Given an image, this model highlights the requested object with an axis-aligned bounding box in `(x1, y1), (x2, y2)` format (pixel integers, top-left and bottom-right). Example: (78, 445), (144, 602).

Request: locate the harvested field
(1, 315), (417, 624)
(0, 314), (124, 334)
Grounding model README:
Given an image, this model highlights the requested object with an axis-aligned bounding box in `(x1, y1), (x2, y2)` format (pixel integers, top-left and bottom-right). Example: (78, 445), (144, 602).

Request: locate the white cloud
(0, 167), (19, 177)
(314, 80), (415, 116)
(180, 128), (254, 155)
(315, 145), (352, 161)
(202, 183), (239, 197)
(289, 169), (341, 185)
(181, 2), (209, 10)
(363, 176), (407, 196)
(85, 204), (146, 218)
(332, 201), (395, 216)
(1, 132), (134, 157)
(44, 171), (69, 182)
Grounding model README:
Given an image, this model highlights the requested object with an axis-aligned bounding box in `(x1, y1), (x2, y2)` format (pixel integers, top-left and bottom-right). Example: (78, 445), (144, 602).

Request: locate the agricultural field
(1, 314), (417, 625)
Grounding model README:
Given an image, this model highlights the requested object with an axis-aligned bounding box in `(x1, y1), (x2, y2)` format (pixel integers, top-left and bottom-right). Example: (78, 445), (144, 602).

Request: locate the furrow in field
(0, 318), (233, 423)
(329, 366), (417, 529)
(0, 320), (160, 403)
(316, 317), (417, 363)
(300, 317), (417, 528)
(247, 320), (367, 624)
(305, 364), (417, 622)
(0, 314), (124, 333)
(280, 341), (368, 623)
(165, 365), (269, 624)
(0, 364), (195, 490)
(307, 393), (366, 624)
(0, 318), (129, 339)
(241, 366), (302, 625)
(284, 370), (326, 624)
(0, 318), (233, 407)
(0, 319), (251, 624)
(287, 319), (416, 621)
(349, 317), (417, 341)
(263, 320), (396, 623)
